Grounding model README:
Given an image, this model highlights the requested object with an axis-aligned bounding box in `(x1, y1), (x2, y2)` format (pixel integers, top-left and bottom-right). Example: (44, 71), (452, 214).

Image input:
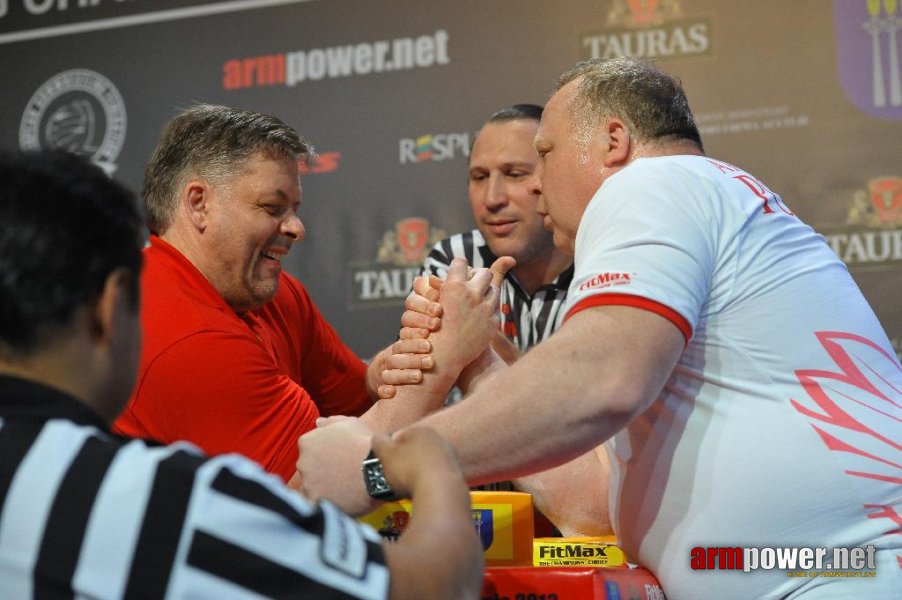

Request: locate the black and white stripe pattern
(420, 229), (573, 352)
(0, 381), (388, 600)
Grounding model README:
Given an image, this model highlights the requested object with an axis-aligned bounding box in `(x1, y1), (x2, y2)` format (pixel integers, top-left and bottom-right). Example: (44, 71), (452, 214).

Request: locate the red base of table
(483, 566), (666, 599)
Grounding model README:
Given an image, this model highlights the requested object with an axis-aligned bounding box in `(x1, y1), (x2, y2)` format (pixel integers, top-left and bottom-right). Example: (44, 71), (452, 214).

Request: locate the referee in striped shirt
(0, 150), (482, 599)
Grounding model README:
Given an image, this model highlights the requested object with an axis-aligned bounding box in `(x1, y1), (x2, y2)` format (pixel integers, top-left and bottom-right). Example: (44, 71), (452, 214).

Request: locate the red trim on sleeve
(565, 293), (693, 343)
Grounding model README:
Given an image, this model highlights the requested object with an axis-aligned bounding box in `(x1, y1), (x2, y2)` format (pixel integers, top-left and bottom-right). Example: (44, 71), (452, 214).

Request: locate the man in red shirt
(114, 104), (498, 483)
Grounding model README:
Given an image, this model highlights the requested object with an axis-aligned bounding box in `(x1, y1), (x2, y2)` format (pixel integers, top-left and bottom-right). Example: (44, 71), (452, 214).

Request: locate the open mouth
(261, 247), (288, 263)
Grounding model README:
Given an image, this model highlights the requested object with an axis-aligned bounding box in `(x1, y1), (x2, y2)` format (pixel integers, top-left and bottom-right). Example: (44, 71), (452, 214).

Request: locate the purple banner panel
(835, 0), (902, 119)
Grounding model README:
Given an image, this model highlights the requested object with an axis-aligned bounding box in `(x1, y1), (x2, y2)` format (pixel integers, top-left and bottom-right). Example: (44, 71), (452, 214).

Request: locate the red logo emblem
(868, 177), (902, 224)
(395, 217), (429, 263)
(628, 0), (660, 24)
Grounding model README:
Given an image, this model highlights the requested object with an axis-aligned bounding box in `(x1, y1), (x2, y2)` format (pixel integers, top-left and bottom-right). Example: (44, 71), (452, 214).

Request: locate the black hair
(486, 103), (544, 123)
(0, 150), (143, 356)
(469, 104), (544, 156)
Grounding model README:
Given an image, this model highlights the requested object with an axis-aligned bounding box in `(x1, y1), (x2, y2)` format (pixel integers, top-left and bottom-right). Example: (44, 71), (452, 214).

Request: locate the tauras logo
(399, 132), (472, 164)
(579, 272), (632, 291)
(581, 0), (712, 60)
(821, 176), (902, 268)
(19, 68), (126, 175)
(349, 218), (447, 307)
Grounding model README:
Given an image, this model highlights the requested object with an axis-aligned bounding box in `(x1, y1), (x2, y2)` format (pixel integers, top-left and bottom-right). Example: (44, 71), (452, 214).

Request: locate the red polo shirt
(114, 236), (371, 481)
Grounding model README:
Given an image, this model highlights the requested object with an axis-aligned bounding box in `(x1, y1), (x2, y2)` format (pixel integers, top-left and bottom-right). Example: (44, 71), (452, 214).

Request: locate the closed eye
(263, 204), (286, 217)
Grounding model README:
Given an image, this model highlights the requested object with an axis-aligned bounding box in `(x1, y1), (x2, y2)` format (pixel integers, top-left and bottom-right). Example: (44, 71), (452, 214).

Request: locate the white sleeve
(565, 160), (720, 341)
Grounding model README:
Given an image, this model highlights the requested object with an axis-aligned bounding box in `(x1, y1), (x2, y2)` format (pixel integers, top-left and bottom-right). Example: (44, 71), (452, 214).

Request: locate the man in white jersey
(0, 149), (483, 600)
(298, 57), (902, 599)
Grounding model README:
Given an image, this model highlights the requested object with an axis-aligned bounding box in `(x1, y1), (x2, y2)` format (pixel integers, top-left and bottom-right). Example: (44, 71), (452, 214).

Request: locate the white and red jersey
(565, 155), (902, 599)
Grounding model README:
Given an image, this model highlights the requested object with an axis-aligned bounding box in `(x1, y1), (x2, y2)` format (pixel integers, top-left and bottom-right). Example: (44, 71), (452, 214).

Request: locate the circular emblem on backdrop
(19, 69), (126, 175)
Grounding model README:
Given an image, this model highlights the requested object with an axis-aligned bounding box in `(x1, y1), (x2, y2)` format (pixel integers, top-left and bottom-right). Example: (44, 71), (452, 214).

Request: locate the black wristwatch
(362, 449), (402, 501)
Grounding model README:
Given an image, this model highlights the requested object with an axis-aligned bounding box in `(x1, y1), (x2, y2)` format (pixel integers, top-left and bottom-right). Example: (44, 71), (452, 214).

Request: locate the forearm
(423, 340), (615, 485)
(513, 446), (612, 537)
(456, 347), (506, 395)
(410, 307), (685, 486)
(359, 365), (458, 433)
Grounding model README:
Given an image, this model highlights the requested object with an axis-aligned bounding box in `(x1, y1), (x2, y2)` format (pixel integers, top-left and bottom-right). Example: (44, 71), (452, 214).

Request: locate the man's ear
(90, 269), (135, 345)
(182, 180), (211, 232)
(601, 118), (632, 167)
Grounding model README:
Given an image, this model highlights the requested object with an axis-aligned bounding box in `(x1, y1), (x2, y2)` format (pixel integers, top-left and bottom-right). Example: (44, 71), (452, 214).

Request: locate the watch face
(364, 462), (392, 494)
(363, 453), (400, 500)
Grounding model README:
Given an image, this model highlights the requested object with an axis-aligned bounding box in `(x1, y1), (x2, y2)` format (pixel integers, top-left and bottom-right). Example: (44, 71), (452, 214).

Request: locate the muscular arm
(413, 304), (684, 485)
(512, 445), (612, 536)
(457, 340), (613, 536)
(297, 303), (683, 516)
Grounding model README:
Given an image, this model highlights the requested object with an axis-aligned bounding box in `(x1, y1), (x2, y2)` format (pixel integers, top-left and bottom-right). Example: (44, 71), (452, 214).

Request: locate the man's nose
(282, 213), (305, 241)
(484, 174), (509, 209)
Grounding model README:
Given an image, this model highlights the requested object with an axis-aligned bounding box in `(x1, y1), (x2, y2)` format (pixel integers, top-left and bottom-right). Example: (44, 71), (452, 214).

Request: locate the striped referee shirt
(0, 376), (388, 599)
(419, 229), (573, 352)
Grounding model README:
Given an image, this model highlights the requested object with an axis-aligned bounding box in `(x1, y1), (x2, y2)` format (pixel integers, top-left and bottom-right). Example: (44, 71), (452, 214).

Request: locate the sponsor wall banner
(0, 0), (900, 359)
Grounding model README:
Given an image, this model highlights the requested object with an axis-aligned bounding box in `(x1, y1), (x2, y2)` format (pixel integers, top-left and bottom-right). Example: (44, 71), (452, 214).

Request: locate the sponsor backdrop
(1, 0), (900, 360)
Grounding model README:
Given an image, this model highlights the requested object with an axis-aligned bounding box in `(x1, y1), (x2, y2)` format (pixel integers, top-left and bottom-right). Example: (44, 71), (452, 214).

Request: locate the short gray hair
(556, 57), (703, 151)
(142, 104), (314, 234)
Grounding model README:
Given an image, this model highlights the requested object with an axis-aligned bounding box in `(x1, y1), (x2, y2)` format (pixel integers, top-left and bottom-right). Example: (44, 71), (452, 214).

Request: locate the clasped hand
(380, 257), (514, 395)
